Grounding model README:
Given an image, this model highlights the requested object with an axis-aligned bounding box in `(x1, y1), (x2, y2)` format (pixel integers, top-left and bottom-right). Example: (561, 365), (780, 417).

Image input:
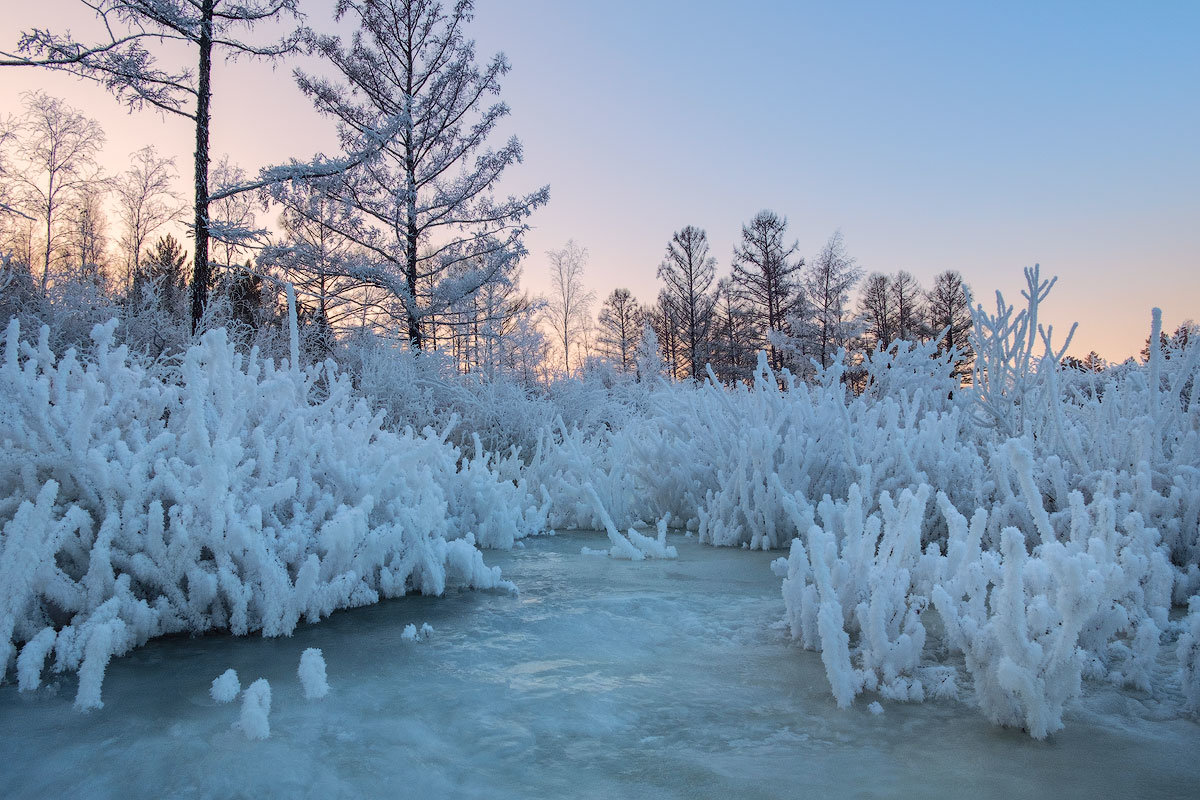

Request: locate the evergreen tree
(134, 233), (189, 318)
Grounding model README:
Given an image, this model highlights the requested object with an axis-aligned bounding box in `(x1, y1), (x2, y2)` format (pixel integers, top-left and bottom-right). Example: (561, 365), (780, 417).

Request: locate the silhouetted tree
(658, 225), (716, 380)
(731, 210), (803, 371)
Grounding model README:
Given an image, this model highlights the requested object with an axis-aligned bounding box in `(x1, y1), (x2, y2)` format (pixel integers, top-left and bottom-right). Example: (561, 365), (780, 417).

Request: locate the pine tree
(134, 233), (190, 318)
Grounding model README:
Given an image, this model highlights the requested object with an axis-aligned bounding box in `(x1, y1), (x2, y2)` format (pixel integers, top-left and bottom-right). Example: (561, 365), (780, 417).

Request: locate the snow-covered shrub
(773, 483), (938, 706)
(298, 648), (328, 700)
(1180, 597), (1200, 714)
(211, 668), (240, 703)
(236, 678), (272, 740)
(0, 318), (535, 708)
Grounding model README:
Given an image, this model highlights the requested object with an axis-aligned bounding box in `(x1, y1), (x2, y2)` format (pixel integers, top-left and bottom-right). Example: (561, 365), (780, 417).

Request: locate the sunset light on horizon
(2, 0), (1196, 361)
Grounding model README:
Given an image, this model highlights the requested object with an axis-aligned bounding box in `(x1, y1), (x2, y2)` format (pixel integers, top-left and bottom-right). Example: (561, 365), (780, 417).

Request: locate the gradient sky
(3, 0), (1197, 359)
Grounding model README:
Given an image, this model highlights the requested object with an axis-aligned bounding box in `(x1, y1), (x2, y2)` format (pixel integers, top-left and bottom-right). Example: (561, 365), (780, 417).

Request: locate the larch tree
(926, 269), (973, 382)
(597, 287), (642, 373)
(647, 288), (685, 381)
(858, 272), (895, 351)
(264, 181), (388, 338)
(289, 0), (549, 349)
(658, 225), (716, 380)
(803, 230), (863, 369)
(731, 210), (803, 372)
(2, 0), (303, 328)
(544, 239), (593, 375)
(710, 277), (755, 385)
(891, 269), (926, 343)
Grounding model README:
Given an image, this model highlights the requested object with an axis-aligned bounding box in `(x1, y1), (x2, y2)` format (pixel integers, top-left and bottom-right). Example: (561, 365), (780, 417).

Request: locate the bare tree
(544, 240), (593, 375)
(208, 156), (260, 271)
(114, 145), (180, 296)
(3, 0), (303, 328)
(731, 210), (803, 371)
(647, 289), (685, 380)
(926, 269), (973, 382)
(858, 272), (894, 351)
(264, 182), (388, 338)
(289, 0), (549, 349)
(709, 277), (755, 385)
(658, 225), (716, 380)
(891, 270), (926, 343)
(2, 92), (106, 294)
(62, 184), (111, 286)
(803, 230), (863, 369)
(596, 287), (642, 373)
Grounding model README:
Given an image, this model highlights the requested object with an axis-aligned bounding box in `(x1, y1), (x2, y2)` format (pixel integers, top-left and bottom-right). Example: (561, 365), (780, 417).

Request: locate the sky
(2, 0), (1197, 360)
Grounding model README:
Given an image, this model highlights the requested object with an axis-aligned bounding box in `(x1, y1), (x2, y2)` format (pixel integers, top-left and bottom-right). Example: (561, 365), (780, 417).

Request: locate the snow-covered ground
(2, 531), (1196, 799)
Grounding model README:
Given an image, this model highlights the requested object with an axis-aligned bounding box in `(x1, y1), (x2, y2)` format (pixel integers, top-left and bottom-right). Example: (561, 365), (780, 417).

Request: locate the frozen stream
(2, 531), (1198, 799)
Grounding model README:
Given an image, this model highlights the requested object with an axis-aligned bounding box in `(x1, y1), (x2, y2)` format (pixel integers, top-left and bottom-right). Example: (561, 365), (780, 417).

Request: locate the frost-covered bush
(773, 483), (941, 707)
(1180, 598), (1200, 715)
(0, 318), (538, 708)
(237, 678), (272, 740)
(211, 668), (240, 703)
(298, 648), (328, 700)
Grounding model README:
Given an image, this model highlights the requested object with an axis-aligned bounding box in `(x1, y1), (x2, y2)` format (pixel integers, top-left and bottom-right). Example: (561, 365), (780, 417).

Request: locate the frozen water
(1, 532), (1197, 799)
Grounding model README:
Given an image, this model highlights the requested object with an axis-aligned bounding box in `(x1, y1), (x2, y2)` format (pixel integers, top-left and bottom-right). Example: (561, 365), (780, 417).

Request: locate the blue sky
(3, 0), (1197, 358)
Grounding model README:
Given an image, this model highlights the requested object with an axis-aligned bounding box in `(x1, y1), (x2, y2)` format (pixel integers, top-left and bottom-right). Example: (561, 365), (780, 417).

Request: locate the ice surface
(1, 532), (1197, 799)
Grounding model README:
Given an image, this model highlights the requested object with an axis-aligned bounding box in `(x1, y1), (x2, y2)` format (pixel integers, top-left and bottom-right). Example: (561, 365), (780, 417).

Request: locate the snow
(1, 533), (1197, 799)
(0, 268), (1196, 750)
(235, 678), (272, 740)
(298, 649), (328, 700)
(210, 669), (240, 704)
(0, 319), (537, 706)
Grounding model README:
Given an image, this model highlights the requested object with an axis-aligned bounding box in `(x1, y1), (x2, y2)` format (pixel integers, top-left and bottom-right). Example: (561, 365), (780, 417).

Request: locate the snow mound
(210, 669), (240, 704)
(298, 649), (328, 700)
(236, 679), (271, 740)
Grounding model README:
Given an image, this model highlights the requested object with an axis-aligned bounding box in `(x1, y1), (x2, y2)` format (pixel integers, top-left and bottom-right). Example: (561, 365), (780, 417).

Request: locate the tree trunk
(190, 0), (213, 332)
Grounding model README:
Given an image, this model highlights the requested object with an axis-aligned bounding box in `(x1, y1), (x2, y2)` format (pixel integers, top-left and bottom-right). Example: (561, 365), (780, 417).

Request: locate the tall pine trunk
(190, 0), (213, 331)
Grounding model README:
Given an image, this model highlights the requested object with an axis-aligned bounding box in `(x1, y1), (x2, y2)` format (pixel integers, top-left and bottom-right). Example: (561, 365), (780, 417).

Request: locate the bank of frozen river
(2, 531), (1197, 799)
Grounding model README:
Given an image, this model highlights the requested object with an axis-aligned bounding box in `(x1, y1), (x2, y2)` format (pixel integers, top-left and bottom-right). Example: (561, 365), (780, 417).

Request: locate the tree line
(551, 216), (976, 387)
(6, 0), (1163, 387)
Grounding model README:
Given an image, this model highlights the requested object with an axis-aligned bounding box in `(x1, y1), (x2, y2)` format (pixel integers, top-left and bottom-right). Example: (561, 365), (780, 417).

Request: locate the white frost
(298, 649), (328, 700)
(236, 679), (272, 740)
(210, 668), (240, 704)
